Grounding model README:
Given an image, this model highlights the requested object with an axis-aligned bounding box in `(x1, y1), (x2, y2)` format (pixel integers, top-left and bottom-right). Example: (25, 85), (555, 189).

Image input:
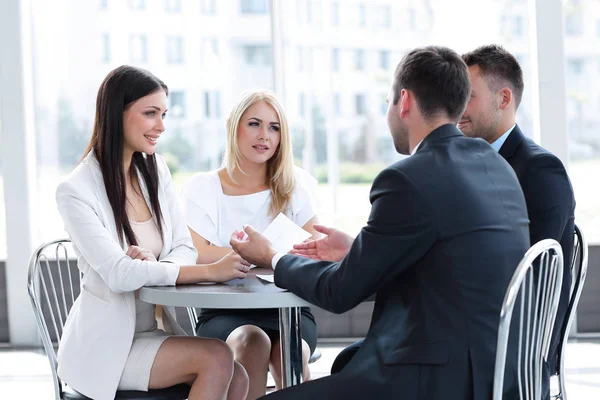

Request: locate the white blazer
(55, 151), (197, 400)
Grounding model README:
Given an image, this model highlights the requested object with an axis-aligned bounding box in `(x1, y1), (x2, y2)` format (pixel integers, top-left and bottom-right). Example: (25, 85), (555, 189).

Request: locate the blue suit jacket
(265, 125), (530, 400)
(499, 125), (576, 397)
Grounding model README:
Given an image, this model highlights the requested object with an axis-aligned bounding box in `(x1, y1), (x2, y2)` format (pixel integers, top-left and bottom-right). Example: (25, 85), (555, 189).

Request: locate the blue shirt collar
(490, 124), (516, 153)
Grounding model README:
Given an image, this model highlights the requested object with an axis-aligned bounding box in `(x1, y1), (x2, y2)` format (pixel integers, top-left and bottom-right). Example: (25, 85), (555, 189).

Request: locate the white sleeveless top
(179, 166), (318, 248)
(130, 218), (163, 333)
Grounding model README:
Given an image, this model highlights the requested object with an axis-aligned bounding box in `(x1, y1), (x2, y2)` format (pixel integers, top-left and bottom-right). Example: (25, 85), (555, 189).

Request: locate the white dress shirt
(490, 124), (516, 153)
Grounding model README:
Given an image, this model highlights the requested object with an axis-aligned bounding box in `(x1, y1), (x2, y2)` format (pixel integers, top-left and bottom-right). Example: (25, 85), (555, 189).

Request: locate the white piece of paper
(262, 213), (312, 253)
(256, 274), (275, 283)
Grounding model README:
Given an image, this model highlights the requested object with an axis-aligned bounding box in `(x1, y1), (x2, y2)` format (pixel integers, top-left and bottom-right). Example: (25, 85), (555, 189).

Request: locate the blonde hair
(223, 90), (295, 217)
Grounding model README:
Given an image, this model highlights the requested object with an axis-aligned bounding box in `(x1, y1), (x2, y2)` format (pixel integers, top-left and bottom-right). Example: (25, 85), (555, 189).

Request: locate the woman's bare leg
(269, 339), (312, 391)
(226, 325), (272, 400)
(148, 336), (248, 400)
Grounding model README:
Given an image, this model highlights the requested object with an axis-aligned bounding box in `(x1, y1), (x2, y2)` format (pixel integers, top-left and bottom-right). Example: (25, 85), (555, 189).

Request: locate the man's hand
(127, 245), (157, 262)
(290, 224), (354, 262)
(230, 225), (277, 268)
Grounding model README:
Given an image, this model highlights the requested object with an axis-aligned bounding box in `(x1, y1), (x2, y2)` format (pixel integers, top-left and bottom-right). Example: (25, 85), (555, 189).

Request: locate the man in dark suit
(459, 44), (576, 400)
(231, 46), (529, 399)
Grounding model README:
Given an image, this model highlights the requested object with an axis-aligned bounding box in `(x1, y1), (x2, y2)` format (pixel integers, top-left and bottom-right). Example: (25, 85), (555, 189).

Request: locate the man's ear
(400, 89), (410, 118)
(498, 87), (513, 110)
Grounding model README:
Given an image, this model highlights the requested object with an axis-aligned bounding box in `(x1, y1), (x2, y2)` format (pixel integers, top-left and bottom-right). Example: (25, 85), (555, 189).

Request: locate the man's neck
(408, 118), (455, 153)
(489, 117), (516, 144)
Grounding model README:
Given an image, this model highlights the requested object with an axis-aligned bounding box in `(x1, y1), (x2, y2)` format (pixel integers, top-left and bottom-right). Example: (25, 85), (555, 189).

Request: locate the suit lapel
(85, 152), (126, 249)
(498, 125), (525, 160)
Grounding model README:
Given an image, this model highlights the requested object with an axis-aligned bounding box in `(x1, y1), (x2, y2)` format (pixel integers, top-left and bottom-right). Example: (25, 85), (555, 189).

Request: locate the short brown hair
(462, 44), (524, 109)
(393, 46), (471, 122)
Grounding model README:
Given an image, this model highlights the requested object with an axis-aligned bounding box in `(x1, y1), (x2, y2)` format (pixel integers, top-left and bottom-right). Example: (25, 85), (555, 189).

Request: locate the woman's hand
(127, 245), (158, 262)
(207, 251), (250, 282)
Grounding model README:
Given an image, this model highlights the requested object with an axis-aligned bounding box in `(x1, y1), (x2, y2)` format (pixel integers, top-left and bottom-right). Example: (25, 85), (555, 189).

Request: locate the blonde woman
(181, 90), (319, 399)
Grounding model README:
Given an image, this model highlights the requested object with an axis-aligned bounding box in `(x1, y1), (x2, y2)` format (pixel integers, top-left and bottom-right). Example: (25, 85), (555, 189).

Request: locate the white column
(0, 0), (39, 346)
(529, 0), (569, 169)
(324, 0), (340, 213)
(270, 0), (285, 98)
(531, 0), (579, 336)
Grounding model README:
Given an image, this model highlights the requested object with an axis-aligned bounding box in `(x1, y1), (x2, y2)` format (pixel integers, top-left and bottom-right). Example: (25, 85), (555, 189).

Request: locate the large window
(279, 0), (533, 235)
(30, 0), (273, 244)
(564, 0), (600, 243)
(26, 0), (595, 247)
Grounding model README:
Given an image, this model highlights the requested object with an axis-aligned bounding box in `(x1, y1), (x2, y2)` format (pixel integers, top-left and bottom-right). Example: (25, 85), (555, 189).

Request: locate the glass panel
(564, 0), (600, 243)
(30, 0), (273, 244)
(0, 124), (5, 259)
(279, 0), (534, 236)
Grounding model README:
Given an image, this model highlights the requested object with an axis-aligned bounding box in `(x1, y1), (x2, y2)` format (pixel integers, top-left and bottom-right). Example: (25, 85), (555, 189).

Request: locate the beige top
(130, 218), (164, 333)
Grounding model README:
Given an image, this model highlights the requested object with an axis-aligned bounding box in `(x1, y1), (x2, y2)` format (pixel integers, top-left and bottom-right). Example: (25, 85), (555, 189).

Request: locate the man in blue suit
(231, 46), (529, 399)
(458, 44), (576, 400)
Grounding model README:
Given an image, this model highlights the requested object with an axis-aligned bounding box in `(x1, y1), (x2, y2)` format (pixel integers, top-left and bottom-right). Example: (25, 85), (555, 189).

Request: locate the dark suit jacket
(499, 125), (576, 390)
(265, 125), (530, 400)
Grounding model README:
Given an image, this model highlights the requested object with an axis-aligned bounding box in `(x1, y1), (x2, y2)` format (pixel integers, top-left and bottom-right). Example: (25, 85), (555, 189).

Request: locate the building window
(170, 91), (186, 118)
(204, 91), (212, 118)
(408, 8), (416, 30)
(99, 0), (109, 9)
(355, 49), (365, 71)
(298, 47), (304, 71)
(380, 94), (388, 115)
(565, 7), (583, 36)
(568, 59), (584, 75)
(243, 45), (271, 66)
(513, 16), (523, 38)
(333, 93), (341, 116)
(355, 94), (366, 115)
(332, 2), (340, 26)
(299, 93), (306, 117)
(129, 0), (146, 10)
(240, 0), (268, 14)
(378, 5), (391, 29)
(201, 38), (219, 64)
(101, 33), (110, 62)
(164, 0), (182, 12)
(359, 3), (366, 27)
(215, 91), (221, 118)
(202, 91), (221, 118)
(379, 50), (389, 70)
(166, 36), (184, 64)
(502, 15), (524, 38)
(129, 34), (148, 62)
(201, 0), (217, 14)
(332, 48), (340, 72)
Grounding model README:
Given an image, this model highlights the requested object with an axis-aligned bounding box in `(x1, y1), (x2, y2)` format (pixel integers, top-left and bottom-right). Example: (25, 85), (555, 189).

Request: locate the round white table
(139, 268), (312, 388)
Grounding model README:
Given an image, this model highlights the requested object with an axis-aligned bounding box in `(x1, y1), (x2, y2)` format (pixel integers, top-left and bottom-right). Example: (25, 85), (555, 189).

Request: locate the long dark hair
(82, 65), (168, 247)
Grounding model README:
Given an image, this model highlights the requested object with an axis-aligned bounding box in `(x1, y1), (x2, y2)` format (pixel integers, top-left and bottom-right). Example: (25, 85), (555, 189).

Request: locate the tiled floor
(1, 340), (599, 399)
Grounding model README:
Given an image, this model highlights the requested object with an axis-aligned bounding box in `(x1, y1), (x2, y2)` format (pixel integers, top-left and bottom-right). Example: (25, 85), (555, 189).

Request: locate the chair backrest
(493, 239), (564, 400)
(554, 224), (588, 398)
(27, 239), (79, 400)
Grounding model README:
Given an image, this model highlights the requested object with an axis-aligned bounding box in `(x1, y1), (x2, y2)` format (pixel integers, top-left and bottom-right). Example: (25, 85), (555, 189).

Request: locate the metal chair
(493, 239), (564, 400)
(551, 224), (589, 400)
(27, 239), (190, 400)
